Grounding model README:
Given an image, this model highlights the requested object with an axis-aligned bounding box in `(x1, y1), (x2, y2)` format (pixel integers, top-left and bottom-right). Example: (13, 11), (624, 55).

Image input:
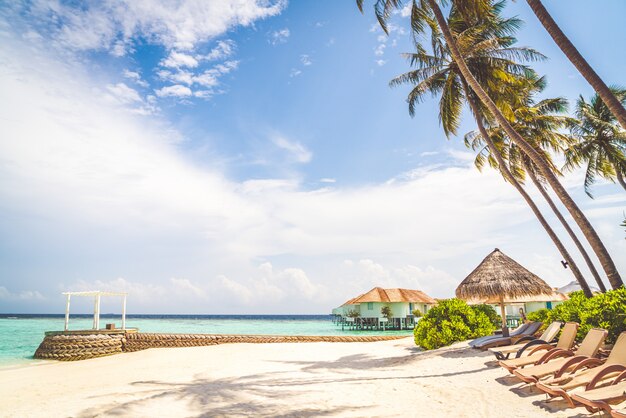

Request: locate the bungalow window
(367, 302), (373, 311)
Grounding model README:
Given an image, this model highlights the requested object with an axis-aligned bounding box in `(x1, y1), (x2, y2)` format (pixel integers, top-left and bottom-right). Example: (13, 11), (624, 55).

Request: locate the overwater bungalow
(334, 287), (437, 330)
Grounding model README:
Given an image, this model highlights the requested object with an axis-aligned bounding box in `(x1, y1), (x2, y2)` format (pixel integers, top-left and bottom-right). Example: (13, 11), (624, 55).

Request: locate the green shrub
(381, 305), (392, 319)
(412, 309), (423, 317)
(471, 304), (501, 327)
(540, 289), (626, 344)
(413, 299), (496, 350)
(527, 308), (550, 323)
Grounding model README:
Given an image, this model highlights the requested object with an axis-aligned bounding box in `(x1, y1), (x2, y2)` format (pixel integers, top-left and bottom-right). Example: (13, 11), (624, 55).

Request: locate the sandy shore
(0, 337), (606, 417)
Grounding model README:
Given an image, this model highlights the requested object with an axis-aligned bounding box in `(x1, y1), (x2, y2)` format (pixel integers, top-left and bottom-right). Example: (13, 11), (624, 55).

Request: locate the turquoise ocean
(0, 314), (412, 366)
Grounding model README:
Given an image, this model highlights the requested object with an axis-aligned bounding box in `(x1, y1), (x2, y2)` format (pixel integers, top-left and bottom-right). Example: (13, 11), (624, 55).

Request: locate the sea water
(0, 314), (412, 366)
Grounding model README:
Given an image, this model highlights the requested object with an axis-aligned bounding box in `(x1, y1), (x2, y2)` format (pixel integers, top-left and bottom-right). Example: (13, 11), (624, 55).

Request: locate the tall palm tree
(524, 0), (626, 131)
(565, 88), (626, 195)
(387, 3), (594, 296)
(465, 76), (607, 292)
(357, 0), (623, 289)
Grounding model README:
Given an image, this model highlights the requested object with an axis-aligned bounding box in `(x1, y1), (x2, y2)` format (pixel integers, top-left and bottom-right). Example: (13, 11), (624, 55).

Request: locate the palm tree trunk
(525, 0), (626, 130)
(462, 83), (594, 298)
(523, 160), (607, 292)
(427, 0), (623, 290)
(614, 167), (626, 192)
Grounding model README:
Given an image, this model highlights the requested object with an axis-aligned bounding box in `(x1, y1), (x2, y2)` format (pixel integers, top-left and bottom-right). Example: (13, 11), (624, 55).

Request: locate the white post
(95, 294), (101, 330)
(93, 295), (98, 329)
(64, 294), (71, 331)
(121, 295), (127, 330)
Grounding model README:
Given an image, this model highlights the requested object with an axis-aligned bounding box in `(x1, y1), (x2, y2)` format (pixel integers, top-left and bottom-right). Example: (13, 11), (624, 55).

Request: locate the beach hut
(558, 280), (601, 295)
(337, 287), (437, 329)
(456, 248), (552, 337)
(469, 289), (568, 321)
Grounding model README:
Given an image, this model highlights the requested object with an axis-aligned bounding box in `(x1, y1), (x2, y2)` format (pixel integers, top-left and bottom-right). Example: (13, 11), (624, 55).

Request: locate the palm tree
(524, 0), (626, 131)
(465, 76), (607, 292)
(357, 0), (623, 289)
(387, 3), (594, 296)
(565, 88), (626, 195)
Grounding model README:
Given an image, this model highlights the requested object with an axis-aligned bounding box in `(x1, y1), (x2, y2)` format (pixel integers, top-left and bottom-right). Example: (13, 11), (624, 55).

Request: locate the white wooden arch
(62, 291), (127, 331)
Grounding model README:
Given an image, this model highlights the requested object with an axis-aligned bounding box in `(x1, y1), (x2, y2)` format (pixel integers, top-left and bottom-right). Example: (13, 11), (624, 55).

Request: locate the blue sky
(0, 0), (624, 314)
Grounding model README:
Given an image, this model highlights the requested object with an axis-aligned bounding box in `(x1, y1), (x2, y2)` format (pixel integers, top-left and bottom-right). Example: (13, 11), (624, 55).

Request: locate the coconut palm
(465, 76), (607, 292)
(565, 88), (626, 195)
(387, 3), (594, 296)
(524, 0), (626, 130)
(357, 0), (623, 289)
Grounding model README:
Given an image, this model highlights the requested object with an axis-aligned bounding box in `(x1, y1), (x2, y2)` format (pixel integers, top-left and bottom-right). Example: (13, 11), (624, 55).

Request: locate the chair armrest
(554, 357), (604, 378)
(611, 370), (626, 385)
(586, 364), (626, 390)
(537, 349), (574, 364)
(515, 340), (552, 358)
(528, 343), (556, 356)
(552, 355), (589, 378)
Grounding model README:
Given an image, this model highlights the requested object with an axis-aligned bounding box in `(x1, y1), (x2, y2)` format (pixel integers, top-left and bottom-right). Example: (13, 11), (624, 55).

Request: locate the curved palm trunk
(525, 0), (626, 130)
(523, 160), (607, 292)
(427, 0), (623, 290)
(614, 168), (626, 192)
(463, 84), (594, 298)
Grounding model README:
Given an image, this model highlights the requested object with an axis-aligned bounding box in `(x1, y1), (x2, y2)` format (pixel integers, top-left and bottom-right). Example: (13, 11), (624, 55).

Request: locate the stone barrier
(34, 332), (408, 361)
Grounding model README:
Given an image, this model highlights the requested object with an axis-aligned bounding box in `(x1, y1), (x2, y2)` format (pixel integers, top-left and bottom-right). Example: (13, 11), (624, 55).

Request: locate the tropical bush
(413, 299), (496, 350)
(381, 305), (392, 319)
(526, 308), (550, 323)
(346, 309), (360, 318)
(471, 304), (501, 327)
(542, 289), (626, 344)
(412, 309), (423, 317)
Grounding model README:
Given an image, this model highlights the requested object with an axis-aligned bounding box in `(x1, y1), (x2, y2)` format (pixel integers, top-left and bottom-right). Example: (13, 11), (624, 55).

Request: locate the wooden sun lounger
(612, 408), (626, 418)
(489, 321), (563, 360)
(473, 322), (543, 350)
(535, 332), (626, 407)
(469, 322), (533, 347)
(499, 322), (579, 373)
(569, 371), (626, 413)
(511, 328), (608, 384)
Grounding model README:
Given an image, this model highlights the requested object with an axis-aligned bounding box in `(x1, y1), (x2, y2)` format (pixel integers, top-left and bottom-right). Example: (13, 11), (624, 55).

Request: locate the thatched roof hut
(343, 287), (437, 305)
(456, 248), (553, 336)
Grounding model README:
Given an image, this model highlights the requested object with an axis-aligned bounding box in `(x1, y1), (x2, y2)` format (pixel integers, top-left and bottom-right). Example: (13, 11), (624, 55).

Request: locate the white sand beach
(0, 337), (599, 417)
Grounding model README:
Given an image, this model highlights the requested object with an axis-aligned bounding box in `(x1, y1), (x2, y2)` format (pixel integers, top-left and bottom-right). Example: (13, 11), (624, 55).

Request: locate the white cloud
(420, 151), (439, 157)
(400, 3), (412, 17)
(289, 68), (302, 78)
(320, 178), (336, 183)
(22, 0), (286, 53)
(374, 43), (386, 56)
(204, 39), (236, 60)
(122, 69), (148, 87)
(300, 54), (312, 66)
(0, 287), (45, 301)
(272, 135), (313, 163)
(155, 84), (193, 98)
(161, 51), (199, 68)
(269, 28), (290, 45)
(376, 59), (386, 66)
(105, 82), (142, 104)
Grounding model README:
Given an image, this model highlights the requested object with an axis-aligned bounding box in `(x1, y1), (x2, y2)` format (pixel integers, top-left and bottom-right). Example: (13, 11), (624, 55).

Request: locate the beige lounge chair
(512, 328), (608, 384)
(535, 332), (626, 407)
(499, 322), (579, 373)
(570, 370), (626, 413)
(490, 321), (563, 361)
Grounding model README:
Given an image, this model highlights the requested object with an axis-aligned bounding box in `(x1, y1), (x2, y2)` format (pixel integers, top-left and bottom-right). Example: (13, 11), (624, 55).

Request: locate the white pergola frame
(62, 291), (128, 331)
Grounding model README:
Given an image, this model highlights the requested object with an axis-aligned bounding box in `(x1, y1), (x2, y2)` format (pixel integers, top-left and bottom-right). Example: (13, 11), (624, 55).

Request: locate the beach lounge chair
(512, 328), (608, 384)
(569, 370), (626, 413)
(535, 332), (626, 407)
(472, 322), (542, 350)
(469, 322), (532, 347)
(498, 322), (579, 373)
(489, 321), (563, 360)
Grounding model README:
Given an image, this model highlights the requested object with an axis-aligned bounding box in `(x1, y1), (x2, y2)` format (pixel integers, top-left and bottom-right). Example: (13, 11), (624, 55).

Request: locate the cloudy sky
(0, 0), (624, 314)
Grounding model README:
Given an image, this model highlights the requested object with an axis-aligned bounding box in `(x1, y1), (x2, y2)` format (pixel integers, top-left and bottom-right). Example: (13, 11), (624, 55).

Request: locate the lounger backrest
(539, 321), (563, 342)
(510, 322), (531, 337)
(523, 321), (542, 336)
(556, 322), (579, 350)
(575, 328), (609, 357)
(606, 332), (626, 365)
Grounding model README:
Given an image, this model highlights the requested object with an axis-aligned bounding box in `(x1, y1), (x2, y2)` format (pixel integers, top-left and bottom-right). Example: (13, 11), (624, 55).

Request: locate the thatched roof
(456, 248), (552, 300)
(342, 287), (436, 305)
(467, 289), (568, 305)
